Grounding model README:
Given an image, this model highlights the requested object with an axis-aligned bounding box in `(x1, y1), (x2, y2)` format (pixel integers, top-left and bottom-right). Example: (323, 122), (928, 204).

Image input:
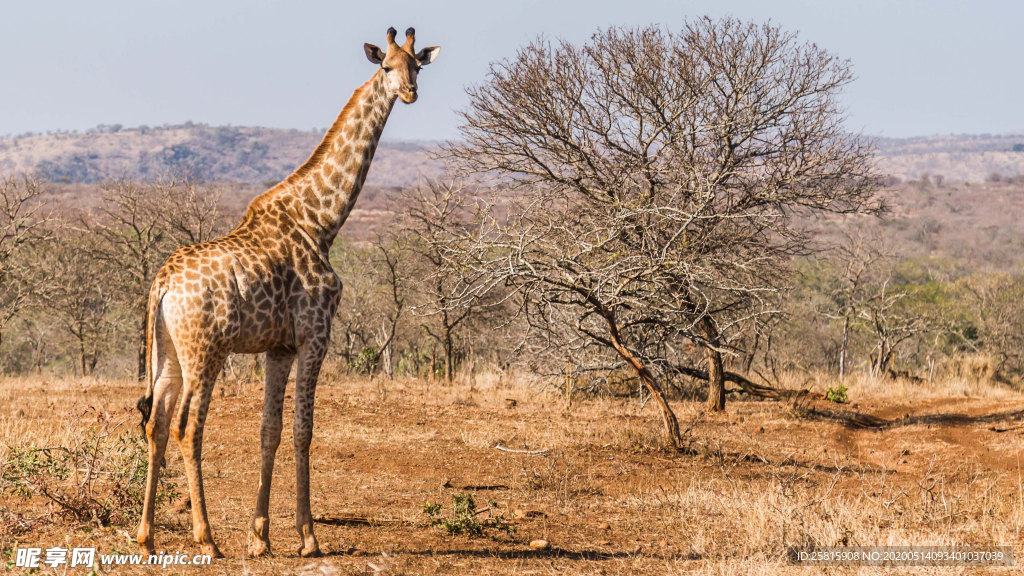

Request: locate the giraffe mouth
(399, 90), (418, 104)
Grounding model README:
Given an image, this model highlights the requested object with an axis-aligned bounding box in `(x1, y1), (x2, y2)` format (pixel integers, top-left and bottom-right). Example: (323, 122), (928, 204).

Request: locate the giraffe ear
(364, 43), (385, 65)
(415, 46), (440, 66)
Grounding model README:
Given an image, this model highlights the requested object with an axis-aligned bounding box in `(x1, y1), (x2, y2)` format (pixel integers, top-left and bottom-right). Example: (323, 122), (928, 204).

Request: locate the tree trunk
(137, 311), (147, 381)
(603, 318), (683, 450)
(839, 315), (850, 381)
(430, 346), (437, 382)
(80, 337), (87, 377)
(700, 318), (725, 412)
(444, 331), (454, 383)
(613, 343), (682, 450)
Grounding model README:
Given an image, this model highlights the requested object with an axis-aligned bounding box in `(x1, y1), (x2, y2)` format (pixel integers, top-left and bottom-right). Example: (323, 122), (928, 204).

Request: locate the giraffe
(134, 27), (440, 559)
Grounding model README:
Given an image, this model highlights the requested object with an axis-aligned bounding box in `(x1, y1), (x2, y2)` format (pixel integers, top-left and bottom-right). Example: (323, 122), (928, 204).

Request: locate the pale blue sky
(2, 0), (1022, 140)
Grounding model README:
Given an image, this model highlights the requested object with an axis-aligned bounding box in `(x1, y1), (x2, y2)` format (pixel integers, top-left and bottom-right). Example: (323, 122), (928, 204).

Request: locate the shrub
(423, 493), (515, 536)
(826, 385), (849, 404)
(0, 417), (176, 527)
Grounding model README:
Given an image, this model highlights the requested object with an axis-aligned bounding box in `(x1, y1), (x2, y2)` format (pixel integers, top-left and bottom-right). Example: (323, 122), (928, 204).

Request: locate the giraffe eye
(382, 66), (392, 73)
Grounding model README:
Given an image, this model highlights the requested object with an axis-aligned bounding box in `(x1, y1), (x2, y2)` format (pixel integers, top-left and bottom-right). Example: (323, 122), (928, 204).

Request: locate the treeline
(0, 175), (511, 382)
(775, 232), (1024, 385)
(3, 173), (1022, 392)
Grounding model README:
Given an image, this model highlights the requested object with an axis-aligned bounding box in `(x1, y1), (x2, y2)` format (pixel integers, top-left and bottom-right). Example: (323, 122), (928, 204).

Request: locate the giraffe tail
(137, 281), (166, 432)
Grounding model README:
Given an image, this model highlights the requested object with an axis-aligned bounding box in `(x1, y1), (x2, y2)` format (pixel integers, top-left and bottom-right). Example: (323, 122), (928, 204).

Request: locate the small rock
(597, 522), (611, 530)
(15, 409), (25, 418)
(505, 399), (518, 409)
(658, 540), (668, 547)
(758, 426), (765, 434)
(174, 495), (191, 513)
(351, 549), (364, 556)
(529, 539), (549, 550)
(516, 509), (547, 519)
(597, 540), (611, 546)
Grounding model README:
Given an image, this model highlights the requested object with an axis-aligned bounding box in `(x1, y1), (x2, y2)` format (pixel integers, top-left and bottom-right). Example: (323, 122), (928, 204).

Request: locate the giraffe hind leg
(175, 351), (228, 558)
(137, 319), (182, 555)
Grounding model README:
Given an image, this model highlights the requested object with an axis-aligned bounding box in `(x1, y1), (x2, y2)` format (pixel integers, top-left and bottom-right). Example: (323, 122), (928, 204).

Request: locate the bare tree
(330, 241), (379, 368)
(445, 19), (884, 446)
(956, 273), (1024, 379)
(369, 237), (406, 379)
(84, 177), (226, 378)
(0, 174), (54, 350)
(398, 180), (493, 383)
(818, 228), (891, 380)
(41, 235), (119, 376)
(858, 276), (933, 378)
(153, 176), (225, 246)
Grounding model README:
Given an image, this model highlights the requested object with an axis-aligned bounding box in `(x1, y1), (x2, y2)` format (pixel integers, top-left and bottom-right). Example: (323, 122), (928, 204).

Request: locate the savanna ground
(1, 369), (1022, 575)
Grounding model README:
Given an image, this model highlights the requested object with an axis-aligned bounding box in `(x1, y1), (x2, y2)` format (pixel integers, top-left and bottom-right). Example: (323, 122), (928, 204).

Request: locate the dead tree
(398, 180), (491, 383)
(0, 174), (54, 351)
(859, 273), (932, 378)
(445, 19), (885, 445)
(84, 177), (225, 379)
(819, 228), (891, 380)
(41, 235), (119, 376)
(369, 237), (405, 379)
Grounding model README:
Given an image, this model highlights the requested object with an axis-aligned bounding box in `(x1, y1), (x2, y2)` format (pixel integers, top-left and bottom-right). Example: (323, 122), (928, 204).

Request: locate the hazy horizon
(3, 0), (1023, 141)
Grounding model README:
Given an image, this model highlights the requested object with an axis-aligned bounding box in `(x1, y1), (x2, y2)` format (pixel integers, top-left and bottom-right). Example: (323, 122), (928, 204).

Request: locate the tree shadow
(323, 545), (644, 561)
(402, 546), (643, 560)
(881, 408), (1024, 429)
(789, 396), (1024, 431)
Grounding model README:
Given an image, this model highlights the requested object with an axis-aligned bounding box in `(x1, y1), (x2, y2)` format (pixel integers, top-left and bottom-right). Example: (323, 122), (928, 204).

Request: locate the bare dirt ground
(2, 372), (1022, 575)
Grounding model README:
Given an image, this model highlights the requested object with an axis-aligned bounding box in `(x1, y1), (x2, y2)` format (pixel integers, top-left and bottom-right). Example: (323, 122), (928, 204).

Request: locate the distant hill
(0, 123), (444, 187)
(8, 125), (1024, 273)
(2, 125), (1024, 186)
(875, 133), (1024, 183)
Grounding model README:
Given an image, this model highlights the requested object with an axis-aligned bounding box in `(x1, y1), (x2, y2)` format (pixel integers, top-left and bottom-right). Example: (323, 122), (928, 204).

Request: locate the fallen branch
(674, 366), (806, 399)
(494, 443), (548, 455)
(313, 513), (404, 526)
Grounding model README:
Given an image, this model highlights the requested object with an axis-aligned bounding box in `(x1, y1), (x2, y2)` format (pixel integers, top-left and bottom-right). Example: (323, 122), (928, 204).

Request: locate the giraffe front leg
(248, 350), (295, 558)
(176, 356), (227, 558)
(293, 341), (327, 557)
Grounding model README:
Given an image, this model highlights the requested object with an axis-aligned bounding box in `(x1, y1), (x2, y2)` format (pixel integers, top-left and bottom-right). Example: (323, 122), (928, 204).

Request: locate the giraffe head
(363, 27), (440, 104)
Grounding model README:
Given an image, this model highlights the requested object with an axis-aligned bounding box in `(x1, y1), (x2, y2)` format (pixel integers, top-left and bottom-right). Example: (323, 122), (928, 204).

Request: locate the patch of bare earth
(1, 374), (1022, 575)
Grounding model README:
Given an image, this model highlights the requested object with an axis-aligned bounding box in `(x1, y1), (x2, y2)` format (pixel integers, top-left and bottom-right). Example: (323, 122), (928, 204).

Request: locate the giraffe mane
(283, 73), (378, 187)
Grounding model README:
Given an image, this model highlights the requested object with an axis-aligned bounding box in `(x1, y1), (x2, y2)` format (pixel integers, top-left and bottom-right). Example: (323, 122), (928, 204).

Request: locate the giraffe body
(136, 28), (439, 558)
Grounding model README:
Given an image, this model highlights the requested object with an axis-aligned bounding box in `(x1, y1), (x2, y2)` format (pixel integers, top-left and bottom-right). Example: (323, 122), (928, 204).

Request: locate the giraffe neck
(280, 70), (395, 250)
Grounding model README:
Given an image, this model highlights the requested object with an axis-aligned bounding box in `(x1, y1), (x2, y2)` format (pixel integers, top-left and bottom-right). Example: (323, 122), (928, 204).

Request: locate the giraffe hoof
(298, 544), (323, 558)
(201, 543), (225, 559)
(139, 542), (155, 557)
(247, 540), (271, 558)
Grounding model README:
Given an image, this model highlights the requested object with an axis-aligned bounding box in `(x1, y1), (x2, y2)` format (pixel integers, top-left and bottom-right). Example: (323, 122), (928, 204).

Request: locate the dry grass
(782, 367), (1020, 401)
(1, 368), (1022, 574)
